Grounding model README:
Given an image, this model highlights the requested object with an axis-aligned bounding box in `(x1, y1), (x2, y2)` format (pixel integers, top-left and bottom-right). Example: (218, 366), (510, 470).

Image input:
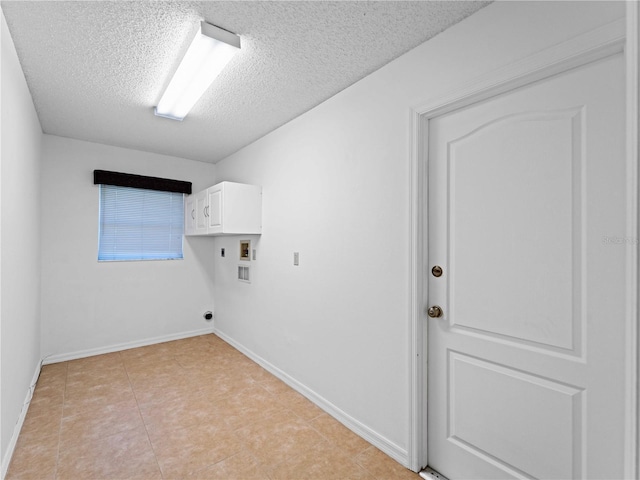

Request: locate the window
(98, 184), (184, 261)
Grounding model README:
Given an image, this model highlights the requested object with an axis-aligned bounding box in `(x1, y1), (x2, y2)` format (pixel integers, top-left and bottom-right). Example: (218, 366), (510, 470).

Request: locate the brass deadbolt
(432, 266), (443, 277)
(427, 306), (443, 318)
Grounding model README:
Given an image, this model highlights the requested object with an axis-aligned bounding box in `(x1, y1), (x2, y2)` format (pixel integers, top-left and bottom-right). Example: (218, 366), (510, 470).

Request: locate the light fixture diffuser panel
(201, 21), (241, 49)
(155, 22), (240, 121)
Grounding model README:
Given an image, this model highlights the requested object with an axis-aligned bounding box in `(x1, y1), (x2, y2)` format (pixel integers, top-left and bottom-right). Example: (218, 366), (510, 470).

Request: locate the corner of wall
(1, 7), (44, 476)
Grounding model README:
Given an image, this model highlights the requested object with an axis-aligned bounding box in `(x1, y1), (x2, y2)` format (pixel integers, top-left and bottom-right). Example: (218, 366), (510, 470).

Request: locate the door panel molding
(447, 350), (584, 480)
(447, 108), (585, 356)
(408, 16), (638, 475)
(625, 2), (639, 479)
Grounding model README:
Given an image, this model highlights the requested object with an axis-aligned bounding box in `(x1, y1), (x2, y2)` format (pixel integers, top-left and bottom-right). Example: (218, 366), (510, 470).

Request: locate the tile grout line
(185, 338), (270, 477)
(186, 343), (278, 477)
(180, 346), (257, 477)
(53, 363), (69, 480)
(305, 415), (371, 462)
(242, 361), (382, 479)
(220, 384), (278, 479)
(240, 384), (327, 477)
(121, 351), (165, 480)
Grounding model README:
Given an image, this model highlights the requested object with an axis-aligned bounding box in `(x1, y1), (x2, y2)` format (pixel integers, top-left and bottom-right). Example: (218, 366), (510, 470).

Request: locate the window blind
(98, 185), (184, 261)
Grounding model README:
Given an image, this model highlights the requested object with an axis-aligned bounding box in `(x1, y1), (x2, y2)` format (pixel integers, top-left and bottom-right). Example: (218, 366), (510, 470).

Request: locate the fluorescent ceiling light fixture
(155, 21), (240, 121)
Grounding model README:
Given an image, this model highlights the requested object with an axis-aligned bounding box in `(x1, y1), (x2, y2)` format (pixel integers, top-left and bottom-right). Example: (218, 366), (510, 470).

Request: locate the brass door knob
(427, 306), (443, 318)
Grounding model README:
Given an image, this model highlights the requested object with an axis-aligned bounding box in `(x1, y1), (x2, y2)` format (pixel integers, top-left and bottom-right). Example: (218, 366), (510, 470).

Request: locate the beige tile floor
(7, 334), (421, 480)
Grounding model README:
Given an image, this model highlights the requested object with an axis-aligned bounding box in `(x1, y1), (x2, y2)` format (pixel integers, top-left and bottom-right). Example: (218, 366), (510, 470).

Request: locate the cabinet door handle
(204, 206), (209, 217)
(191, 209), (195, 219)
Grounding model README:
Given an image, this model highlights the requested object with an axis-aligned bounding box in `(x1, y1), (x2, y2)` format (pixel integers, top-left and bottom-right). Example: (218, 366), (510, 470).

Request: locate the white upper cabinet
(184, 182), (262, 236)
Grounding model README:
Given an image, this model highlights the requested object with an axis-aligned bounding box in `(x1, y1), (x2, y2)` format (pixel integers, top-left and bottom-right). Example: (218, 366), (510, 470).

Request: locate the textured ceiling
(2, 1), (489, 164)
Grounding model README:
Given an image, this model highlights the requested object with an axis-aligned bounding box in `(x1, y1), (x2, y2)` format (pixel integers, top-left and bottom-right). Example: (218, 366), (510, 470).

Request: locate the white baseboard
(4, 327), (408, 477)
(1, 360), (42, 480)
(213, 327), (409, 467)
(42, 327), (215, 365)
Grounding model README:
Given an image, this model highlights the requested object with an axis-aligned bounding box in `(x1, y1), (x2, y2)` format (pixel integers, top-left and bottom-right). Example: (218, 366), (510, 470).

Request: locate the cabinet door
(207, 187), (223, 231)
(184, 194), (196, 235)
(195, 190), (208, 234)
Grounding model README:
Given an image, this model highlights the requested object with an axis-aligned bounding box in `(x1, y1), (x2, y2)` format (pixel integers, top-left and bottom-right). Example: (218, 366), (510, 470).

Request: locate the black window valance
(93, 170), (192, 194)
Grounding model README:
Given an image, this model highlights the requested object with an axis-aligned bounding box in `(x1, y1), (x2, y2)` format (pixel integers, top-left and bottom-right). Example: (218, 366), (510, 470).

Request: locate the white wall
(0, 8), (43, 469)
(212, 1), (625, 465)
(40, 135), (217, 359)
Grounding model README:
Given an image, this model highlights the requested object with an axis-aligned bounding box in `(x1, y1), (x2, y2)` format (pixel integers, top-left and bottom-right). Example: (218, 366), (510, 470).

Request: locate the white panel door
(427, 54), (627, 479)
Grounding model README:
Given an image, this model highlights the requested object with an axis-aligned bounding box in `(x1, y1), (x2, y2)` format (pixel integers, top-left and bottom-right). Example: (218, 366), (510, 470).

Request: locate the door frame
(407, 11), (638, 476)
